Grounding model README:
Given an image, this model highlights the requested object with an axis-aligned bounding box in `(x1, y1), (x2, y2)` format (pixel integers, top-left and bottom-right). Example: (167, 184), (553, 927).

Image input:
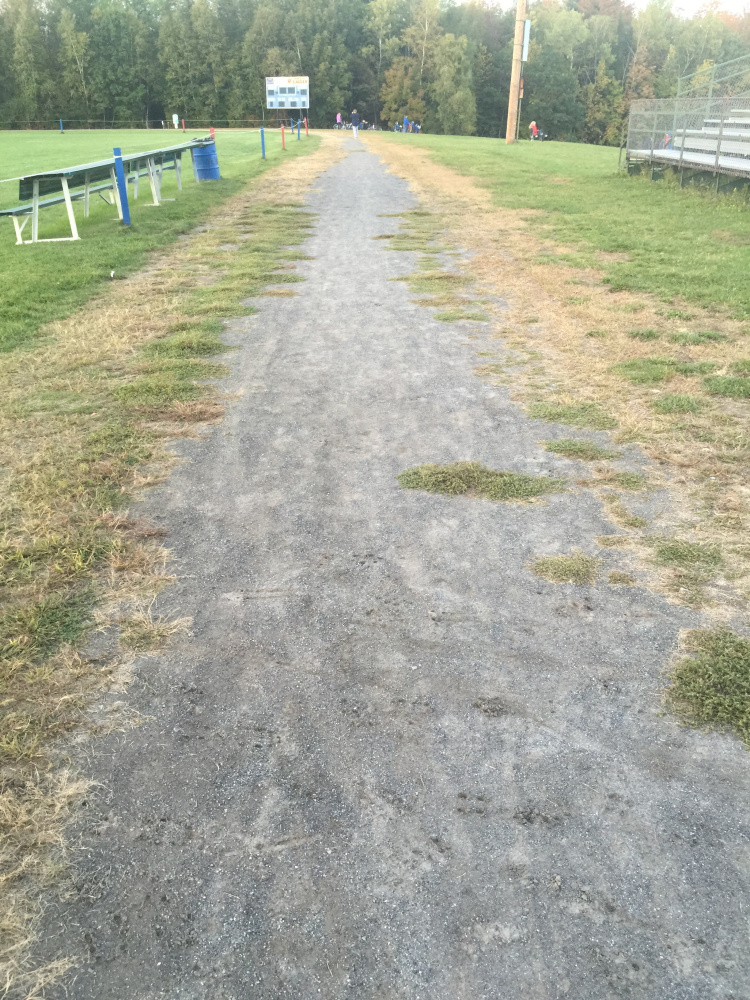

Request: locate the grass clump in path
(544, 438), (620, 461)
(531, 551), (601, 585)
(528, 400), (617, 429)
(397, 462), (566, 502)
(667, 630), (750, 746)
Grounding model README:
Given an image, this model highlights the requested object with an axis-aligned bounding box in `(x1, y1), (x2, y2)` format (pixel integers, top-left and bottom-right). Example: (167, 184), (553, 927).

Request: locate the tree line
(2, 0), (750, 142)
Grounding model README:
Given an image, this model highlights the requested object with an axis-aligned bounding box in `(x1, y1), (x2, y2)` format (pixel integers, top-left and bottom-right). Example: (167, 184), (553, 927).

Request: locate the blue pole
(297, 119), (301, 140)
(112, 148), (131, 226)
(59, 119), (64, 133)
(260, 127), (265, 159)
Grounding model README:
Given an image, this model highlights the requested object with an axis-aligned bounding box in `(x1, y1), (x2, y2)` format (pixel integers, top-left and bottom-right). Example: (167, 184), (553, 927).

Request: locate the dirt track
(41, 140), (750, 1000)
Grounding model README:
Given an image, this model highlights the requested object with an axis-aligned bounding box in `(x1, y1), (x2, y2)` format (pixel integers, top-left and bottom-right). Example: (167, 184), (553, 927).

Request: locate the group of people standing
(393, 115), (420, 133)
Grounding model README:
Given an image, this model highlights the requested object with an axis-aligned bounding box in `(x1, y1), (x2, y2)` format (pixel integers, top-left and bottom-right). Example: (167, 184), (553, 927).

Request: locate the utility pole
(505, 0), (527, 144)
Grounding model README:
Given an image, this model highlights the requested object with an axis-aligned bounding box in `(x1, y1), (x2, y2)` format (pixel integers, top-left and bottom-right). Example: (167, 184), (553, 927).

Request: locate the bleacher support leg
(176, 153), (182, 191)
(147, 157), (161, 206)
(109, 167), (124, 220)
(84, 172), (91, 218)
(61, 178), (80, 240)
(31, 180), (39, 243)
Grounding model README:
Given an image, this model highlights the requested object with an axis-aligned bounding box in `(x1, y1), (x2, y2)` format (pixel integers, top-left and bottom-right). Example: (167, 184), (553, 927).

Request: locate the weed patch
(668, 629), (750, 746)
(544, 438), (620, 461)
(397, 462), (565, 502)
(531, 551), (601, 585)
(609, 571), (635, 585)
(586, 329), (607, 338)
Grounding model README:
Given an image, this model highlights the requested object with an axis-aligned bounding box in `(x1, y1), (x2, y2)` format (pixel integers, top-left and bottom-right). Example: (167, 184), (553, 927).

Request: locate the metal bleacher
(625, 54), (750, 185)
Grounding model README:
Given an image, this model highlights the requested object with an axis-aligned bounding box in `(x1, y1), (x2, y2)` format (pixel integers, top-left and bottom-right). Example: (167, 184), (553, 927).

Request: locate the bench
(0, 138), (213, 245)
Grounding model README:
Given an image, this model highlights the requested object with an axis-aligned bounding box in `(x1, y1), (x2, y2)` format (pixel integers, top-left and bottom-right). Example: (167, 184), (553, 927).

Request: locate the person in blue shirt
(351, 109), (361, 138)
(403, 114), (410, 133)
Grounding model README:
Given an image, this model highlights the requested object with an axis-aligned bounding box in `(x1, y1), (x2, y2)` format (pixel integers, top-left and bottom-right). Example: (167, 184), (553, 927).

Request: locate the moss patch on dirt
(397, 462), (566, 503)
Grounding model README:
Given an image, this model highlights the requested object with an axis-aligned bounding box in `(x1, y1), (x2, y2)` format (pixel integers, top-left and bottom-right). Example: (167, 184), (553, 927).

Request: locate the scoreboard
(266, 77), (309, 110)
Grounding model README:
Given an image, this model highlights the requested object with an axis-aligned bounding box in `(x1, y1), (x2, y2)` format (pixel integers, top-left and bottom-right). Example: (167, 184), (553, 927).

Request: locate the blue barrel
(193, 142), (221, 180)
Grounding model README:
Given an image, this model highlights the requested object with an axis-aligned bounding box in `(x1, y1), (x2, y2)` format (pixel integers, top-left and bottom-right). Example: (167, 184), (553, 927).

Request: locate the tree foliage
(0, 0), (749, 142)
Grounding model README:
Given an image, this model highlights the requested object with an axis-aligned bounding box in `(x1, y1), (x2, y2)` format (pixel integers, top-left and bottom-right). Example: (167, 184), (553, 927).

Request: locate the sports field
(376, 134), (750, 317)
(0, 129), (314, 351)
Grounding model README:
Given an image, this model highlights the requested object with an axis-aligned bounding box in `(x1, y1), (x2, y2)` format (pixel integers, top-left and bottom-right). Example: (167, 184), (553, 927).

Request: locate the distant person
(529, 120), (539, 140)
(351, 108), (361, 138)
(336, 111), (342, 129)
(403, 114), (410, 134)
(412, 121), (420, 134)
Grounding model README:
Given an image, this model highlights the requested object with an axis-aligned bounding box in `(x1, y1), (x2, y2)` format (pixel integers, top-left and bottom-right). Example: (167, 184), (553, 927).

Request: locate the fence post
(304, 117), (308, 136)
(260, 127), (266, 159)
(714, 106), (725, 174)
(59, 119), (64, 133)
(112, 147), (131, 226)
(281, 124), (285, 149)
(297, 119), (301, 140)
(182, 118), (185, 132)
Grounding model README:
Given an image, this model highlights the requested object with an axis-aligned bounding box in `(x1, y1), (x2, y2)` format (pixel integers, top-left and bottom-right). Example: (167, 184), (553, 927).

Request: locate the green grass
(651, 393), (704, 414)
(544, 438), (620, 461)
(704, 375), (750, 398)
(670, 330), (727, 345)
(628, 328), (660, 341)
(531, 551), (601, 585)
(0, 589), (94, 662)
(668, 629), (750, 746)
(652, 538), (723, 570)
(0, 129), (317, 351)
(609, 571), (635, 585)
(397, 462), (566, 502)
(141, 319), (233, 358)
(613, 357), (718, 384)
(586, 329), (607, 338)
(528, 400), (617, 429)
(377, 135), (750, 317)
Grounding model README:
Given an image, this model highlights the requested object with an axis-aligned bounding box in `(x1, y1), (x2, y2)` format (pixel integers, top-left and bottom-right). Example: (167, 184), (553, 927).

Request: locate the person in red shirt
(529, 120), (539, 140)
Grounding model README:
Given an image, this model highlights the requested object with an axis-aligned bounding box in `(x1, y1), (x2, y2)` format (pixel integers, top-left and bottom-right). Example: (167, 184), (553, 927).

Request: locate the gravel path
(43, 142), (750, 1000)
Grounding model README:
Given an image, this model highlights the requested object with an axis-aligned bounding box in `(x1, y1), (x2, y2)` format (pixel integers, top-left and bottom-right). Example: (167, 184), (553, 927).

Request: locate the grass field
(0, 128), (313, 352)
(380, 135), (750, 318)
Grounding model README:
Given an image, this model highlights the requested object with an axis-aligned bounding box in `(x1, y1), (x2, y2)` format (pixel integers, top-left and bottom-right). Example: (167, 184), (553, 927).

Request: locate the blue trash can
(193, 142), (221, 181)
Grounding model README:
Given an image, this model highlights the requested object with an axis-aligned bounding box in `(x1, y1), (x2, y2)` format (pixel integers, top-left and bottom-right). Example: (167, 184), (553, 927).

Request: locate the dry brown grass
(0, 132), (346, 997)
(363, 134), (750, 618)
